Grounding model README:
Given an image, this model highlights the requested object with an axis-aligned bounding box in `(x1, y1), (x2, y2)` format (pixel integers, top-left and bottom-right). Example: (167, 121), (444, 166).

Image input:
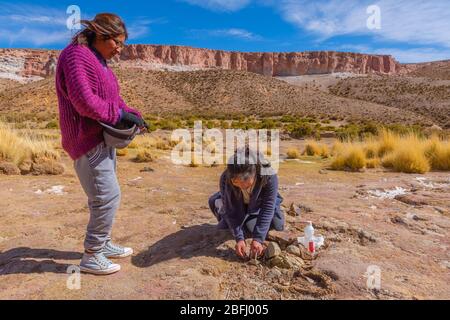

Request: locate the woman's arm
(110, 71), (142, 118)
(63, 49), (121, 125)
(119, 96), (142, 118)
(252, 174), (278, 243)
(219, 172), (245, 242)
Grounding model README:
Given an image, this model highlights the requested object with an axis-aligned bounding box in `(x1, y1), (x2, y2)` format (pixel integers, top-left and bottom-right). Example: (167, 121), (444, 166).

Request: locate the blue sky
(0, 0), (449, 63)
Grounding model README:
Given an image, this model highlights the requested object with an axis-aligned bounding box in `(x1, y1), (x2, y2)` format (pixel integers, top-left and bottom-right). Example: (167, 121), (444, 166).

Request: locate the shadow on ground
(132, 223), (239, 267)
(0, 247), (82, 275)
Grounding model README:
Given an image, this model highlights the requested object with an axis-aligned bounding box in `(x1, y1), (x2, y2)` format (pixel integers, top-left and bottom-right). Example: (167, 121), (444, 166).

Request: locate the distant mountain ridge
(0, 45), (408, 82)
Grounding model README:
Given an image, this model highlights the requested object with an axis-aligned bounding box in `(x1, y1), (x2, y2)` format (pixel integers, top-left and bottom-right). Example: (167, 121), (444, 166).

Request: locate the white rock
(46, 185), (66, 195)
(368, 187), (407, 200)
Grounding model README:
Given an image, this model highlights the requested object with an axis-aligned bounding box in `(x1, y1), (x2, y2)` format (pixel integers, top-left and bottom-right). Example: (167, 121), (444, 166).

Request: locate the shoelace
(94, 253), (111, 268)
(106, 242), (124, 253)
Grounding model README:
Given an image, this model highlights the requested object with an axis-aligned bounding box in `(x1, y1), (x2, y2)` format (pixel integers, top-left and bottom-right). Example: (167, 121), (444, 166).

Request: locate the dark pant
(208, 192), (284, 234)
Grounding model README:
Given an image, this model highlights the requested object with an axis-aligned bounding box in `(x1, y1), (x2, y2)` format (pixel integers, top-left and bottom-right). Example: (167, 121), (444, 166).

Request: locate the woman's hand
(250, 240), (264, 259)
(121, 111), (149, 130)
(235, 240), (247, 258)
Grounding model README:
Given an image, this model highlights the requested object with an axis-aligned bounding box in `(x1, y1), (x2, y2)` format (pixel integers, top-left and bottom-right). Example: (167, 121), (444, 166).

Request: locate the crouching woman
(208, 148), (285, 259)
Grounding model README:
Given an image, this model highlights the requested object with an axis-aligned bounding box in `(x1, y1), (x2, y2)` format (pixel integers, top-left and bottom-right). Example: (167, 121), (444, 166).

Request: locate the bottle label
(308, 241), (315, 253)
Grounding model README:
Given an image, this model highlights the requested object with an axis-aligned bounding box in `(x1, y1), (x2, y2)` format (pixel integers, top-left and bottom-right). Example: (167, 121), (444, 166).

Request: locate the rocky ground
(0, 138), (448, 300)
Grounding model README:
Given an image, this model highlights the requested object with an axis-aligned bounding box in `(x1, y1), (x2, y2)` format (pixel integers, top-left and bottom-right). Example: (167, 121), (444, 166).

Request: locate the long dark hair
(226, 147), (272, 193)
(71, 13), (128, 46)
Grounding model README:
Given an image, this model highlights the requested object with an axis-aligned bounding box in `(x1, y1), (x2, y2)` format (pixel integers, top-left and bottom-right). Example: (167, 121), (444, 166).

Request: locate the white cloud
(0, 2), (75, 47)
(210, 28), (261, 40)
(335, 44), (372, 53)
(189, 28), (262, 41)
(332, 43), (450, 63)
(0, 3), (162, 46)
(274, 0), (450, 48)
(0, 2), (68, 26)
(372, 47), (450, 63)
(127, 18), (166, 40)
(181, 0), (251, 12)
(9, 28), (71, 47)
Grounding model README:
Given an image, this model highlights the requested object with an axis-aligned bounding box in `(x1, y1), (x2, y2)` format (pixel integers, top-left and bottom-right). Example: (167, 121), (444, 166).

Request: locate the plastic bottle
(304, 221), (315, 253)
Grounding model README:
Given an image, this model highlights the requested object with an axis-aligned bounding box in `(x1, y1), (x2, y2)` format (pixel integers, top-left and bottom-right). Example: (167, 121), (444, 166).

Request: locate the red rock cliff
(0, 45), (402, 80)
(119, 45), (401, 75)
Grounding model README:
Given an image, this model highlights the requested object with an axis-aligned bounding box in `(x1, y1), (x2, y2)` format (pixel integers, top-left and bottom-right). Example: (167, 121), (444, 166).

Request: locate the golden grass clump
(303, 140), (329, 158)
(385, 145), (430, 174)
(330, 130), (450, 173)
(286, 147), (301, 159)
(134, 148), (155, 163)
(330, 143), (366, 171)
(127, 140), (138, 149)
(331, 140), (344, 156)
(155, 140), (171, 150)
(380, 133), (429, 174)
(363, 138), (379, 159)
(424, 136), (450, 171)
(0, 122), (29, 165)
(132, 135), (155, 149)
(377, 129), (398, 157)
(0, 121), (59, 166)
(366, 158), (381, 168)
(116, 148), (128, 157)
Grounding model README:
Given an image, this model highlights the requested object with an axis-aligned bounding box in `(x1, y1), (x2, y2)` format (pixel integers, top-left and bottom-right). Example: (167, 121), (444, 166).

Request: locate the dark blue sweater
(219, 171), (283, 243)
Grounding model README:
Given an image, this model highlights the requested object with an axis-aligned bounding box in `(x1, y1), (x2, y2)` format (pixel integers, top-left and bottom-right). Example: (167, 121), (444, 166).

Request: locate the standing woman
(208, 148), (285, 259)
(56, 13), (148, 275)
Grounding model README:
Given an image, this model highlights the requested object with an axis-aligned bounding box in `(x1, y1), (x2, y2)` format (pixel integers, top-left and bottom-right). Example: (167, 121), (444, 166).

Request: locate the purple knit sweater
(55, 43), (141, 160)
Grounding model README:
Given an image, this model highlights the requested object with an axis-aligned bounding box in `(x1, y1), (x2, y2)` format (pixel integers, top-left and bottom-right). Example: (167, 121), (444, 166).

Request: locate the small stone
(357, 229), (377, 244)
(406, 212), (427, 221)
(268, 254), (304, 270)
(286, 245), (301, 256)
(266, 268), (282, 280)
(140, 167), (154, 172)
(268, 255), (290, 269)
(287, 203), (301, 217)
(298, 204), (313, 213)
(267, 230), (297, 249)
(265, 242), (281, 259)
(434, 207), (447, 215)
(0, 162), (20, 175)
(395, 194), (429, 206)
(391, 215), (408, 225)
(319, 169), (328, 174)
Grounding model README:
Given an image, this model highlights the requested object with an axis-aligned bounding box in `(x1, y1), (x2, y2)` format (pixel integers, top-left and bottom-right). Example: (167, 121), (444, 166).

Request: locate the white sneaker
(79, 252), (121, 275)
(102, 241), (133, 259)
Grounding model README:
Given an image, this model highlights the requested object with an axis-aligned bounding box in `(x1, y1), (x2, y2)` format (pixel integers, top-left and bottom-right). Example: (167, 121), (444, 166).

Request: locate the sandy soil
(0, 138), (449, 300)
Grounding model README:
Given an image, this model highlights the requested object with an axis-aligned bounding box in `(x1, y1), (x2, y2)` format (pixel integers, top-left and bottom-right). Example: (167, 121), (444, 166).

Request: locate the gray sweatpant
(74, 142), (121, 252)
